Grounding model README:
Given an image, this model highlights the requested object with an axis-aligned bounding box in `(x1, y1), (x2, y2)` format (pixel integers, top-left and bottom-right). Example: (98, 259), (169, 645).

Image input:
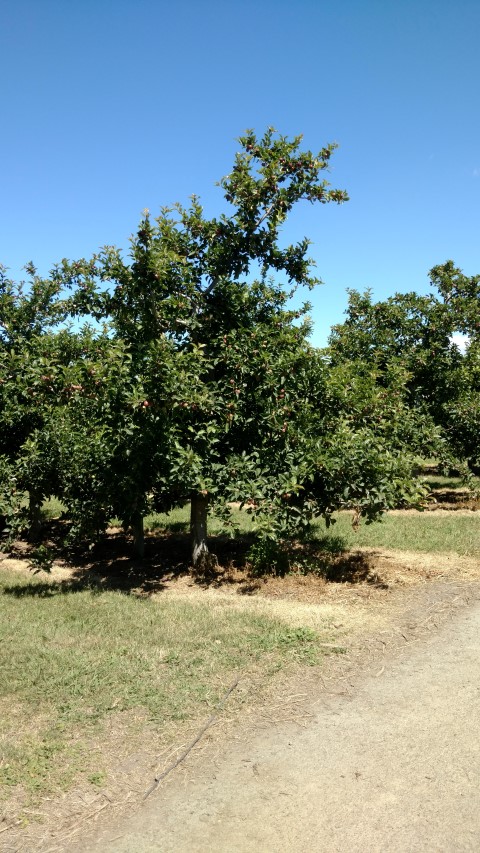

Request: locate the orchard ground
(1, 476), (480, 851)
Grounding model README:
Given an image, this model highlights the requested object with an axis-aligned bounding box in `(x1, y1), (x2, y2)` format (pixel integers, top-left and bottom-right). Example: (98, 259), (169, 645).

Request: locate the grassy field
(310, 512), (480, 557)
(5, 484), (478, 811)
(0, 566), (322, 801)
(420, 474), (469, 490)
(143, 505), (480, 559)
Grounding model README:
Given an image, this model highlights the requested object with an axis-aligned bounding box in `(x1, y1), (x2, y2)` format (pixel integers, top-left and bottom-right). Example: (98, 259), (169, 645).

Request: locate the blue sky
(1, 0), (479, 345)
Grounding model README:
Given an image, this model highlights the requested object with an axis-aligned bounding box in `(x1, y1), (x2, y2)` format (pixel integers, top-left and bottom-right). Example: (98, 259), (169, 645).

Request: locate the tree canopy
(328, 262), (480, 474)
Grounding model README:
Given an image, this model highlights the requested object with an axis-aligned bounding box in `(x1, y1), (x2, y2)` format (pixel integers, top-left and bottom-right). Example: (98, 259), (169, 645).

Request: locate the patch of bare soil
(1, 544), (480, 852)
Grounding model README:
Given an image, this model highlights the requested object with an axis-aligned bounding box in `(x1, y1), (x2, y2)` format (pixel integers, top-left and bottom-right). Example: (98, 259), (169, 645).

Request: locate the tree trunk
(132, 511), (145, 559)
(27, 491), (42, 542)
(190, 492), (209, 569)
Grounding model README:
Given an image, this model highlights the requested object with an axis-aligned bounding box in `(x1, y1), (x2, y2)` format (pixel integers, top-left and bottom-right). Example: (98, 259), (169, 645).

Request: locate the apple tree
(0, 264), (70, 538)
(328, 263), (480, 472)
(54, 129), (350, 564)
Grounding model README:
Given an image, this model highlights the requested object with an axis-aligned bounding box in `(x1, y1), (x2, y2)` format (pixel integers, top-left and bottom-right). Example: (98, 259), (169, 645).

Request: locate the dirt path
(71, 594), (480, 853)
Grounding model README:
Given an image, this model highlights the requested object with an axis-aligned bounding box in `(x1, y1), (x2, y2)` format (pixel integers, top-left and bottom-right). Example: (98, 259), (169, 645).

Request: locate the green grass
(141, 504), (480, 559)
(311, 512), (480, 557)
(40, 496), (65, 520)
(421, 473), (480, 491)
(9, 492), (479, 802)
(421, 474), (469, 490)
(143, 504), (258, 536)
(0, 567), (321, 798)
(42, 498), (257, 536)
(42, 497), (480, 560)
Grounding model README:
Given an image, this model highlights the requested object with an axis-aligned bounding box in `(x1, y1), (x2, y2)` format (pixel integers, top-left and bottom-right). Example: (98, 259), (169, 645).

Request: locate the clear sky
(1, 0), (479, 345)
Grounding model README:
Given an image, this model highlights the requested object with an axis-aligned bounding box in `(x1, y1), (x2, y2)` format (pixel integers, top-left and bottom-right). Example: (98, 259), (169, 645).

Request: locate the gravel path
(76, 598), (480, 852)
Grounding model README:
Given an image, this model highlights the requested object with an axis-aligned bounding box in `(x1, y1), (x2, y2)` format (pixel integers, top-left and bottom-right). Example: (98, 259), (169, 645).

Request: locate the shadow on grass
(147, 520), (190, 534)
(323, 551), (388, 587)
(2, 526), (389, 598)
(1, 580), (83, 598)
(312, 534), (349, 555)
(198, 535), (388, 591)
(423, 485), (479, 506)
(294, 539), (388, 588)
(1, 526), (256, 599)
(2, 526), (192, 598)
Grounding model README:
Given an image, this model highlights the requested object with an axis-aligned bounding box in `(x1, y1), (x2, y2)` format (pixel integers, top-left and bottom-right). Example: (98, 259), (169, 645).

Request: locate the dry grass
(2, 498), (480, 851)
(2, 541), (480, 852)
(0, 556), (331, 827)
